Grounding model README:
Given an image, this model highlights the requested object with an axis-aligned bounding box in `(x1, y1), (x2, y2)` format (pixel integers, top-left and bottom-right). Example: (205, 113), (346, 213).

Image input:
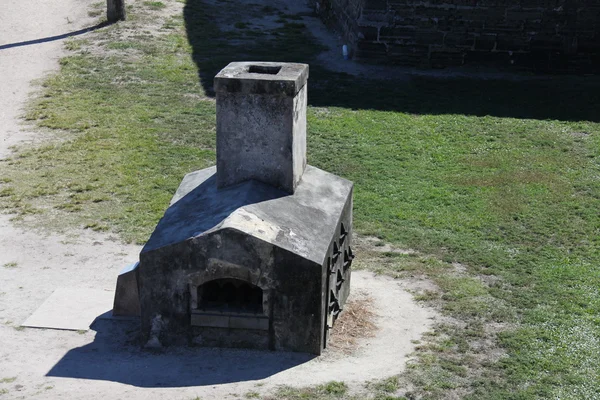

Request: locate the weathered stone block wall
(315, 0), (366, 51)
(318, 0), (600, 72)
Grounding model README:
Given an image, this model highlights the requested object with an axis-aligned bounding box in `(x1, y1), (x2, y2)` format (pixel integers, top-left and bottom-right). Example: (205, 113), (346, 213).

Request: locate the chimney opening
(248, 65), (282, 75)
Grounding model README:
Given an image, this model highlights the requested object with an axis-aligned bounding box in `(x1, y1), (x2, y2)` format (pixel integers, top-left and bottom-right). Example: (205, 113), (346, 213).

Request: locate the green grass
(268, 379), (408, 400)
(144, 1), (166, 9)
(0, 377), (16, 384)
(266, 381), (349, 400)
(1, 0), (600, 399)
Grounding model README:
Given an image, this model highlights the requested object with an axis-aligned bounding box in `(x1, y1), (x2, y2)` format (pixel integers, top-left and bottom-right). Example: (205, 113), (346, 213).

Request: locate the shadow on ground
(183, 0), (600, 122)
(46, 319), (313, 387)
(0, 22), (109, 50)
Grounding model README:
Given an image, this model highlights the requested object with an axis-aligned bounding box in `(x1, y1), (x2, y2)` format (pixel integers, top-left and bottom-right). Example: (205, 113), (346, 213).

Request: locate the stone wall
(316, 0), (600, 72)
(315, 0), (366, 53)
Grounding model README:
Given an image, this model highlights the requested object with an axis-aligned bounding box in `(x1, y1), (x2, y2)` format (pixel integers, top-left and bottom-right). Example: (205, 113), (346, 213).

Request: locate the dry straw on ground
(328, 293), (378, 353)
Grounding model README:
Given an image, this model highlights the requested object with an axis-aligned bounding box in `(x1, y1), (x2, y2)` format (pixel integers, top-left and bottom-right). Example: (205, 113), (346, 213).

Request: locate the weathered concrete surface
(138, 61), (353, 354)
(214, 61), (309, 97)
(215, 62), (308, 193)
(140, 225), (325, 353)
(143, 165), (352, 265)
(112, 262), (141, 317)
(138, 165), (353, 354)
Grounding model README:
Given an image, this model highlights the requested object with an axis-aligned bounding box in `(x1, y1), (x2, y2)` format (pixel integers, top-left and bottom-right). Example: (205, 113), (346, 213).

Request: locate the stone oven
(130, 62), (354, 354)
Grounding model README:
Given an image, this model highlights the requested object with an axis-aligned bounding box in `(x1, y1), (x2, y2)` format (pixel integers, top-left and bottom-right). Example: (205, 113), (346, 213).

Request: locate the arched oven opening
(197, 278), (263, 314)
(191, 278), (269, 331)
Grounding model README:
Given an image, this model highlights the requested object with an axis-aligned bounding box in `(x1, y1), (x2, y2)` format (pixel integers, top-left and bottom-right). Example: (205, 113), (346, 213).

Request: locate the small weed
(319, 381), (347, 395)
(370, 376), (399, 393)
(0, 377), (16, 384)
(13, 326), (24, 332)
(55, 203), (83, 212)
(144, 1), (166, 9)
(2, 262), (18, 269)
(269, 382), (351, 399)
(0, 187), (14, 197)
(413, 290), (439, 301)
(245, 391), (260, 399)
(105, 41), (137, 50)
(84, 222), (109, 232)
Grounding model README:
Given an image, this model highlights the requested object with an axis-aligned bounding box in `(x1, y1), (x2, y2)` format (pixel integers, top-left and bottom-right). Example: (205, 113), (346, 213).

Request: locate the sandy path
(0, 1), (436, 398)
(0, 0), (139, 397)
(0, 0), (97, 158)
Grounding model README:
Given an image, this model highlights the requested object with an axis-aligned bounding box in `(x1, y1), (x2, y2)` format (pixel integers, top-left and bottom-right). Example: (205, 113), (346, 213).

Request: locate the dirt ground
(0, 1), (437, 399)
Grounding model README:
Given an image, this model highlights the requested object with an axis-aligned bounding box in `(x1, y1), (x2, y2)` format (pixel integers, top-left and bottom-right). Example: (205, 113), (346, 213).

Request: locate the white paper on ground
(22, 287), (114, 331)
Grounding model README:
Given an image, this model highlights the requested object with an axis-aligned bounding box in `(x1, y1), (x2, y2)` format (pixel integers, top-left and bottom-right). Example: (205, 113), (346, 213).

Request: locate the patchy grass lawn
(1, 0), (600, 399)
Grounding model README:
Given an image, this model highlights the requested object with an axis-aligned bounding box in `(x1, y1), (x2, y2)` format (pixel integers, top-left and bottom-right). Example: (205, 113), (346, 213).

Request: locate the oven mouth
(191, 278), (269, 330)
(196, 278), (264, 315)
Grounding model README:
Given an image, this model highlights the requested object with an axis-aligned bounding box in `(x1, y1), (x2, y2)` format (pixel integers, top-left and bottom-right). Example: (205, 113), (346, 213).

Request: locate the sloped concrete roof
(141, 165), (352, 265)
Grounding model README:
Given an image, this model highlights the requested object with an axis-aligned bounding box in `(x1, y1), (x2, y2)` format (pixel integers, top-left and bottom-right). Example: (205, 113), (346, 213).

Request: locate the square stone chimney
(214, 62), (308, 193)
(116, 62), (354, 355)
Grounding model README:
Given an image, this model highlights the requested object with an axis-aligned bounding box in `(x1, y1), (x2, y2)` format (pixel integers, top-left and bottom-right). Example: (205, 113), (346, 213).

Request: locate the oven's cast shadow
(46, 317), (314, 387)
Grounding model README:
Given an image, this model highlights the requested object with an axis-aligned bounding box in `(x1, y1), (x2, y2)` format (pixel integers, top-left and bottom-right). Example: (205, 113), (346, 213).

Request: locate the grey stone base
(192, 326), (270, 350)
(112, 262), (140, 317)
